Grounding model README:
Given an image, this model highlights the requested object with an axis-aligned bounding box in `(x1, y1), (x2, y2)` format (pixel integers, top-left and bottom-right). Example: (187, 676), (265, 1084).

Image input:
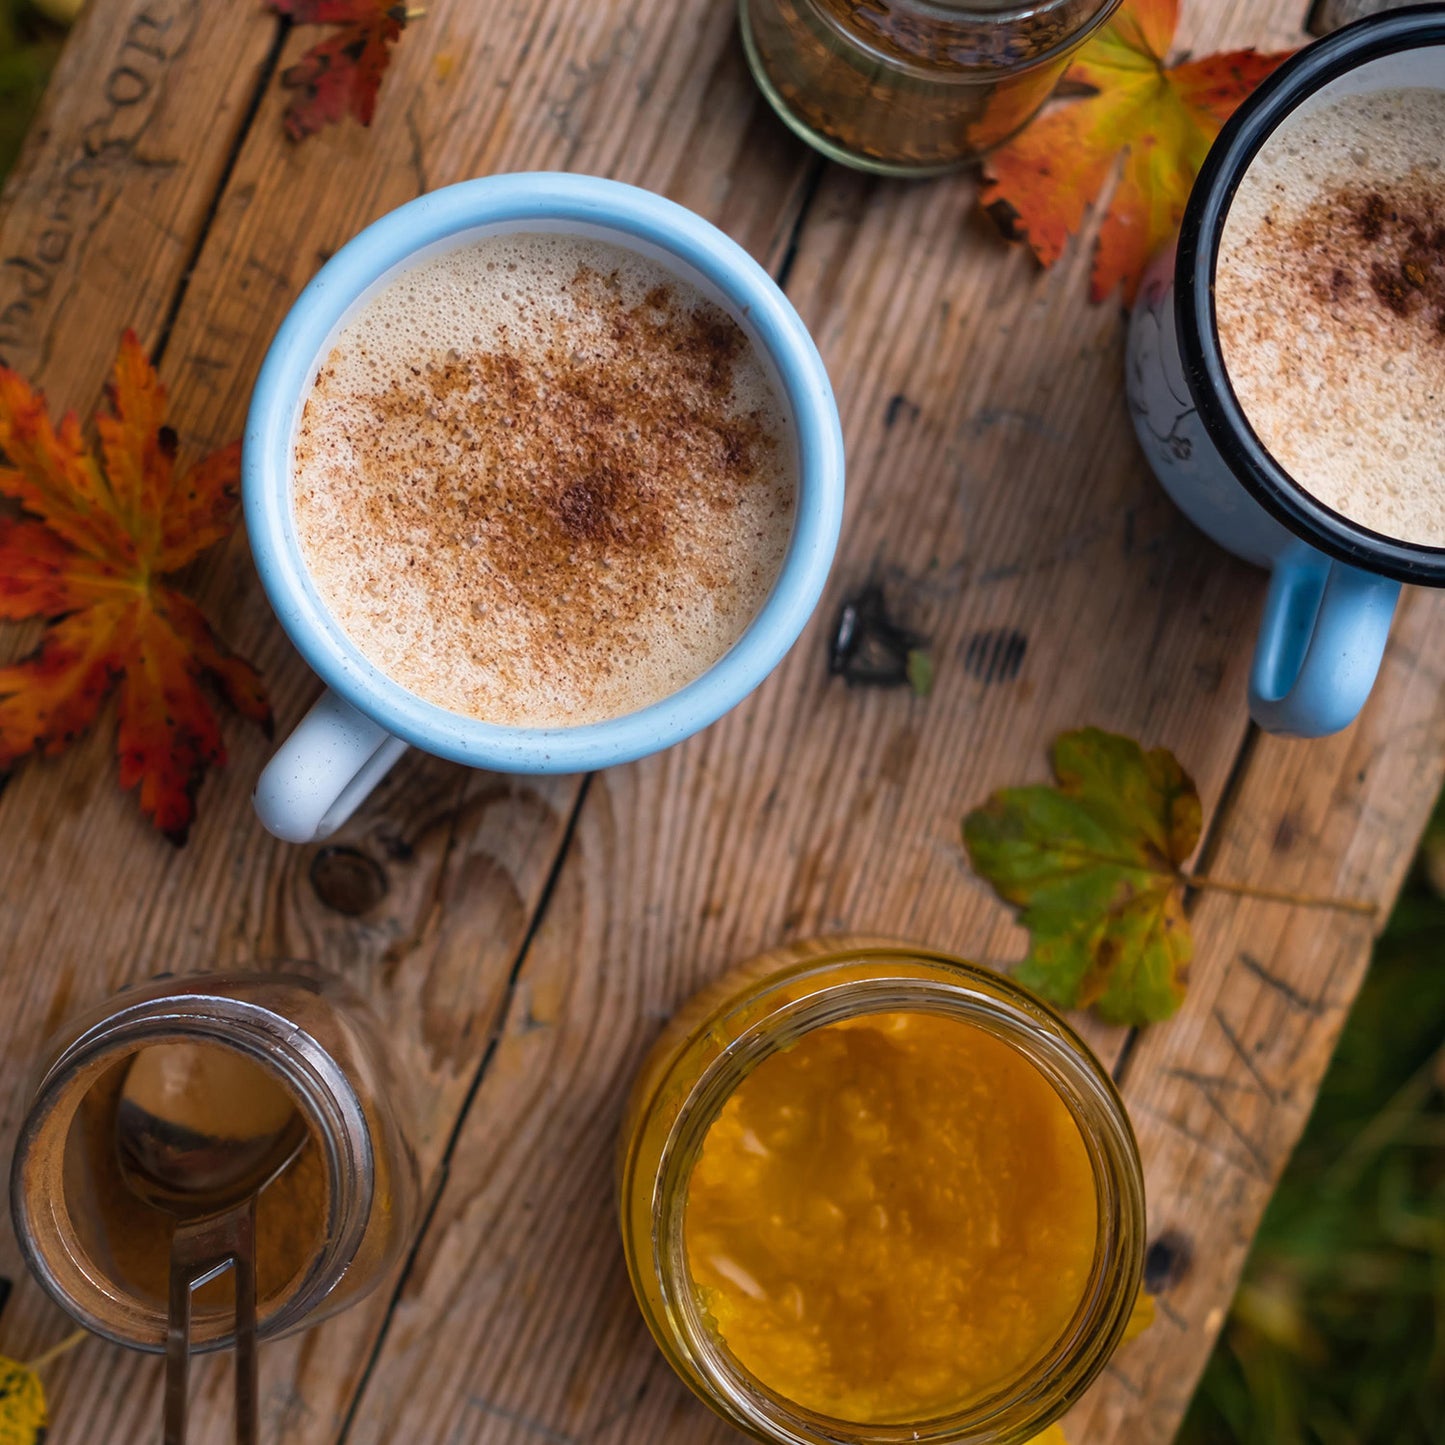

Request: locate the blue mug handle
(1249, 543), (1400, 738)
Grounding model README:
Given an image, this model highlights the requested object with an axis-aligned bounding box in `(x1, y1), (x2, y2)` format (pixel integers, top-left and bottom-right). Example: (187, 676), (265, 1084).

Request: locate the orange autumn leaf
(270, 0), (413, 141)
(0, 332), (271, 842)
(981, 0), (1294, 303)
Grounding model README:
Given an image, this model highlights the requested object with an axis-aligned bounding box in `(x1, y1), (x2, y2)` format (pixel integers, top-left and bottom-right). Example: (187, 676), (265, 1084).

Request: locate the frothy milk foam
(293, 232), (796, 728)
(1216, 87), (1445, 546)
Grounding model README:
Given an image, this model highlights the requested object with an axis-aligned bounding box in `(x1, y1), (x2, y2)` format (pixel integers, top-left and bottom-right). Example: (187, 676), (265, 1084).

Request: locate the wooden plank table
(0, 1), (1440, 1440)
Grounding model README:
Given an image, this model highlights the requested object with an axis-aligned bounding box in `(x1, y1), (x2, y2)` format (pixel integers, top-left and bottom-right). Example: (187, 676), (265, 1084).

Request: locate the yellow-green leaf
(962, 727), (1200, 1025)
(0, 1356), (47, 1445)
(906, 647), (934, 698)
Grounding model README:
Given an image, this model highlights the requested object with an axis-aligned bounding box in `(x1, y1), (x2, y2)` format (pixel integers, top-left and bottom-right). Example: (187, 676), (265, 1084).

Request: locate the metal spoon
(115, 1044), (308, 1445)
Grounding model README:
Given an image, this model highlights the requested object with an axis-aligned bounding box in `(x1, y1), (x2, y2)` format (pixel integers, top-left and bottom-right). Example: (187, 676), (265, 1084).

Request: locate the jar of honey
(739, 0), (1123, 175)
(9, 967), (420, 1352)
(619, 938), (1145, 1443)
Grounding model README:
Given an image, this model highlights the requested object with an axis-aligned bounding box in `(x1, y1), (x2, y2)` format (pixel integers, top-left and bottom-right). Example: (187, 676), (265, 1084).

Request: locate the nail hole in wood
(309, 846), (389, 916)
(1144, 1231), (1194, 1294)
(376, 829), (415, 863)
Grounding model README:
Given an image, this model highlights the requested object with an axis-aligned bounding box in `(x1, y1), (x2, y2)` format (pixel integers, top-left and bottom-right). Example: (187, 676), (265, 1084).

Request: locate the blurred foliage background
(1180, 790), (1445, 1445)
(0, 0), (65, 185)
(0, 3), (1442, 1441)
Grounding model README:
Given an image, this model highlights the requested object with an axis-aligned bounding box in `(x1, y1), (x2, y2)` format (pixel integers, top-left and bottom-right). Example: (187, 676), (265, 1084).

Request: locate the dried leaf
(963, 727), (1200, 1024)
(270, 0), (413, 140)
(980, 0), (1293, 302)
(0, 332), (271, 842)
(0, 1357), (46, 1445)
(906, 647), (934, 698)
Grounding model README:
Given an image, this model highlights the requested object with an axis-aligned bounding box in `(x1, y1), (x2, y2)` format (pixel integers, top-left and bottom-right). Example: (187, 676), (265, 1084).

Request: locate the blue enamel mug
(244, 175), (844, 843)
(1127, 9), (1445, 738)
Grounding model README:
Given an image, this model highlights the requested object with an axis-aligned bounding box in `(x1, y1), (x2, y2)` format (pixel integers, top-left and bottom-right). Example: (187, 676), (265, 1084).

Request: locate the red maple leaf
(0, 333), (271, 842)
(981, 0), (1294, 303)
(270, 0), (413, 141)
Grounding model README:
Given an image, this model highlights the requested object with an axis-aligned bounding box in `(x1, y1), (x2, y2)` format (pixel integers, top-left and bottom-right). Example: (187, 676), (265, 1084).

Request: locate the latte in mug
(1215, 86), (1445, 546)
(292, 232), (796, 729)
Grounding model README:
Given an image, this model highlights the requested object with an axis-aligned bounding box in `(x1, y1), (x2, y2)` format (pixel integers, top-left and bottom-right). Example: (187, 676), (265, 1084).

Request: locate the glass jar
(619, 938), (1146, 1444)
(739, 0), (1123, 175)
(9, 967), (420, 1353)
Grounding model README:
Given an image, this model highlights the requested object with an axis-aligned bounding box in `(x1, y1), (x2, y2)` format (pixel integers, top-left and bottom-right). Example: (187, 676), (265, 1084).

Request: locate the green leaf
(962, 727), (1201, 1025)
(0, 1356), (47, 1445)
(905, 647), (933, 698)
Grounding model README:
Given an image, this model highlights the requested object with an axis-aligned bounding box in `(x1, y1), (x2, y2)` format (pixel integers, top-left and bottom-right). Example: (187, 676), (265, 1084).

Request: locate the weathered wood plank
(336, 4), (1427, 1444)
(0, 0), (277, 391)
(1067, 588), (1445, 1439)
(0, 3), (814, 1444)
(4, 2), (1438, 1444)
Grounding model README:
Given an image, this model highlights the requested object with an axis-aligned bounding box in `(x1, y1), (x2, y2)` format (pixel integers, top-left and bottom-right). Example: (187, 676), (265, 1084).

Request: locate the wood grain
(0, 0), (277, 392)
(0, 0), (1438, 1442)
(0, 0), (811, 1440)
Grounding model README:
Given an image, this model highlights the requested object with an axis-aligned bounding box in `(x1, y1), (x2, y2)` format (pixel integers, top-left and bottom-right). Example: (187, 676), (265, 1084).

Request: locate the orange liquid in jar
(682, 1010), (1098, 1424)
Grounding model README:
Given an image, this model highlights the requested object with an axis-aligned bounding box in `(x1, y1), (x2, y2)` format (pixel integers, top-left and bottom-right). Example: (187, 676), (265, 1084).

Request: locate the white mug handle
(253, 691), (409, 844)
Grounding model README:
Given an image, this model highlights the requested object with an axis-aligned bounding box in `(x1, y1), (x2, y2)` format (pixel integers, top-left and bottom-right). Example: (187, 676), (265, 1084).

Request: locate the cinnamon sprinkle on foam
(1216, 88), (1445, 546)
(292, 233), (796, 727)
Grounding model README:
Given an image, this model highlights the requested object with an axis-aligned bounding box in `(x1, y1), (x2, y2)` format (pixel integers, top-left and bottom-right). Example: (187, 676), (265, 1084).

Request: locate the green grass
(1180, 793), (1445, 1445)
(0, 1), (65, 186)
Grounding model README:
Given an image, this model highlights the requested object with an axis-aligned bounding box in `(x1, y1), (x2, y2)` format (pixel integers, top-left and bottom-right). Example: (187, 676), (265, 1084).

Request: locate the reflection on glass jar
(619, 938), (1145, 1444)
(10, 967), (420, 1353)
(740, 0), (1123, 175)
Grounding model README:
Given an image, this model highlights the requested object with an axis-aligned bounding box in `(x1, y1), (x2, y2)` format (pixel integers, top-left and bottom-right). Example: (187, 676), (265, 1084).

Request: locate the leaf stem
(1182, 873), (1378, 916)
(25, 1328), (86, 1375)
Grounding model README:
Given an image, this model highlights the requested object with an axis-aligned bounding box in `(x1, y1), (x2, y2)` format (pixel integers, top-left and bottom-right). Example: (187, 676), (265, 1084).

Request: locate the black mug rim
(1175, 4), (1445, 587)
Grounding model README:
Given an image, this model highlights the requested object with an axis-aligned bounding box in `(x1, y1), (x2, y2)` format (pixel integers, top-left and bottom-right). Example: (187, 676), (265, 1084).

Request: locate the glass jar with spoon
(9, 966), (420, 1443)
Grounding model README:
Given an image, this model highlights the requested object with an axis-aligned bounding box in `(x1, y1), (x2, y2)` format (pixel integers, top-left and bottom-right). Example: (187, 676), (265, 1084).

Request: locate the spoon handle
(164, 1222), (195, 1445)
(166, 1200), (262, 1445)
(233, 1200), (259, 1445)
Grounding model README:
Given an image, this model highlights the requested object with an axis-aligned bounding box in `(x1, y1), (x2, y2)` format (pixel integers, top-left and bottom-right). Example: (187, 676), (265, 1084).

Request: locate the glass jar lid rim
(10, 988), (376, 1352)
(640, 952), (1146, 1443)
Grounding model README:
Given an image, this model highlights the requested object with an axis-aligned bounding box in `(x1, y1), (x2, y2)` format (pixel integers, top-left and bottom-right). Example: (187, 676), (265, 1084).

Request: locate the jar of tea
(740, 0), (1123, 175)
(619, 938), (1145, 1443)
(9, 968), (420, 1353)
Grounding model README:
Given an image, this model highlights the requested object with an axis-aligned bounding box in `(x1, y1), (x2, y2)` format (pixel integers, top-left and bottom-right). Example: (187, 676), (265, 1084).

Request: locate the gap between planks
(336, 772), (598, 1442)
(149, 15), (290, 367)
